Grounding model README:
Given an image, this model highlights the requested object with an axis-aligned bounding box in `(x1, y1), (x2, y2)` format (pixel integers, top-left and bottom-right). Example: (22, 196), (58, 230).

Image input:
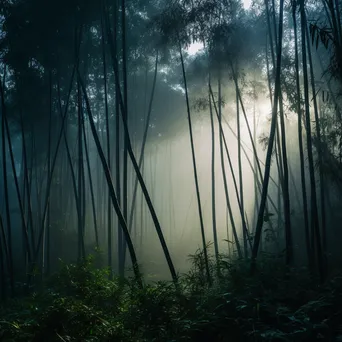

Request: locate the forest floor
(0, 251), (342, 341)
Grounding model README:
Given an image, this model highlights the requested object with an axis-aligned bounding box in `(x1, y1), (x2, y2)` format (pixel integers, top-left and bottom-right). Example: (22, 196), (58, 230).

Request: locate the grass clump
(1, 251), (342, 341)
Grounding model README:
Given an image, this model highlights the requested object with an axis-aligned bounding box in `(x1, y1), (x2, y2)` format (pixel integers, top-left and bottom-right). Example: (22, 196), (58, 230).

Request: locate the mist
(1, 0), (342, 291)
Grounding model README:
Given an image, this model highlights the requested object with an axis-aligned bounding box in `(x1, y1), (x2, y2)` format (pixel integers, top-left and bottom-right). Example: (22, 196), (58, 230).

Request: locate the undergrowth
(1, 250), (342, 341)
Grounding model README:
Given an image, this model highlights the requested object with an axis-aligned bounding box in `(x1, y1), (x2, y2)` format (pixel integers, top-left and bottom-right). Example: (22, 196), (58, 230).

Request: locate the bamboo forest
(1, 0), (342, 340)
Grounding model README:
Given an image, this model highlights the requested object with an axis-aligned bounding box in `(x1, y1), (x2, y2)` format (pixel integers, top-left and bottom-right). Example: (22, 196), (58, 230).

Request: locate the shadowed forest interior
(1, 0), (342, 340)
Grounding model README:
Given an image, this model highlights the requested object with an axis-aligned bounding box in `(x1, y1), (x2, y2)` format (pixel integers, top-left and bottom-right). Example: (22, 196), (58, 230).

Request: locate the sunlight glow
(186, 41), (204, 56)
(243, 0), (252, 9)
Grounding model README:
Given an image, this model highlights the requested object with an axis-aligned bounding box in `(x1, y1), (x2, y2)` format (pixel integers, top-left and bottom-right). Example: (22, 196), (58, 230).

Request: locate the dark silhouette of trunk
(278, 92), (293, 265)
(77, 77), (85, 261)
(19, 111), (35, 264)
(209, 83), (218, 263)
(299, 0), (324, 280)
(45, 71), (52, 275)
(1, 78), (14, 297)
(121, 0), (129, 270)
(265, 0), (276, 68)
(271, 0), (278, 51)
(82, 119), (99, 248)
(178, 39), (210, 284)
(305, 23), (327, 271)
(264, 12), (287, 250)
(108, 0), (123, 274)
(0, 214), (6, 299)
(251, 0), (284, 273)
(116, 90), (122, 273)
(252, 79), (260, 237)
(101, 7), (112, 278)
(235, 78), (248, 258)
(293, 2), (310, 266)
(140, 159), (145, 248)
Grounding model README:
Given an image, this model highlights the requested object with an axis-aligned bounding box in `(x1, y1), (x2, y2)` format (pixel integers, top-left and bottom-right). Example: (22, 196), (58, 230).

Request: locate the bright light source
(186, 41), (204, 56)
(243, 0), (252, 9)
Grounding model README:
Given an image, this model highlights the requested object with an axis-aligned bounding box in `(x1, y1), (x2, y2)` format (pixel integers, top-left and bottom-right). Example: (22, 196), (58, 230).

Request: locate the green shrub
(0, 250), (341, 341)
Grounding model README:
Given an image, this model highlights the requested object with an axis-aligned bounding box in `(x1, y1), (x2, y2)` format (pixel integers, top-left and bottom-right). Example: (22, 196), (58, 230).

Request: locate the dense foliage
(1, 251), (342, 341)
